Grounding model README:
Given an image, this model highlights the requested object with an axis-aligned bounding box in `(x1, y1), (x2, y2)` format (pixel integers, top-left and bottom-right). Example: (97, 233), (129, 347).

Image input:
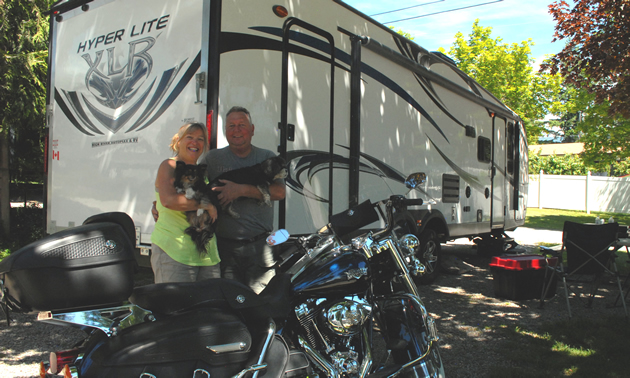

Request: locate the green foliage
(0, 204), (45, 259)
(0, 248), (9, 261)
(544, 0), (630, 119)
(571, 91), (630, 172)
(389, 26), (414, 41)
(0, 0), (52, 182)
(439, 20), (564, 145)
(528, 152), (593, 176)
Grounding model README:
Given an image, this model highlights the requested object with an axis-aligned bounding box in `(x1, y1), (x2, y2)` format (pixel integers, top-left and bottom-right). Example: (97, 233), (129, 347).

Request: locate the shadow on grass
(488, 315), (630, 378)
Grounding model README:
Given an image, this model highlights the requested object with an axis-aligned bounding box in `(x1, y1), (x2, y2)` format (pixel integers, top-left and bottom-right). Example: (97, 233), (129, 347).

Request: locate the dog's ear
(176, 161), (186, 168)
(198, 163), (207, 172)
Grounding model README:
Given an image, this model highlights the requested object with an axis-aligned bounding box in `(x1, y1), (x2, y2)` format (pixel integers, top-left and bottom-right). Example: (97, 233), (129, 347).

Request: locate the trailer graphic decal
(285, 149), (402, 202)
(240, 28), (450, 142)
(286, 148), (431, 203)
(55, 34), (199, 136)
(427, 136), (485, 193)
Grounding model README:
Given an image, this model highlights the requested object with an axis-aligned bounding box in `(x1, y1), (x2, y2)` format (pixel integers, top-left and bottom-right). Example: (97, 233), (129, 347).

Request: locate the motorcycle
(0, 173), (444, 378)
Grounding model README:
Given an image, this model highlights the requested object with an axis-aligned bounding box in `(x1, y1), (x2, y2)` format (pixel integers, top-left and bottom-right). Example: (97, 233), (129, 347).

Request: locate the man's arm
(213, 180), (285, 207)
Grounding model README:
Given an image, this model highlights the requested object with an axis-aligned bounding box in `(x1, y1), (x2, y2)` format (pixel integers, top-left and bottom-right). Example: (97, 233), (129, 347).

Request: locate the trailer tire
(416, 228), (441, 284)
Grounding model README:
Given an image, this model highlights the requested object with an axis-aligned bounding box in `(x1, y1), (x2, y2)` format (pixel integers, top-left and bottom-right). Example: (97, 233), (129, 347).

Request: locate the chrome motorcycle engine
(295, 296), (372, 376)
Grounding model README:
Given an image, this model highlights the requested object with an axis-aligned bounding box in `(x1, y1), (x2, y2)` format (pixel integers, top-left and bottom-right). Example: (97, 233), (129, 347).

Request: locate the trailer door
(278, 18), (337, 231)
(47, 0), (209, 247)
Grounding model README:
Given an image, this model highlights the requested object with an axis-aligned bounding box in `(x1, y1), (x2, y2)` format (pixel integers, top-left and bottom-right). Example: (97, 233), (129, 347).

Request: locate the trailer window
(477, 136), (491, 163)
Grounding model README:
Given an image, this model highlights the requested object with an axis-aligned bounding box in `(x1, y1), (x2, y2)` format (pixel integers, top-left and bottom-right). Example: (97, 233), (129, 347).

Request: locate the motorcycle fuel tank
(291, 246), (369, 296)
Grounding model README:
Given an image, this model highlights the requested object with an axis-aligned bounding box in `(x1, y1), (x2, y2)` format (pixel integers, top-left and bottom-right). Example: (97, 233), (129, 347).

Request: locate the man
(198, 106), (285, 293)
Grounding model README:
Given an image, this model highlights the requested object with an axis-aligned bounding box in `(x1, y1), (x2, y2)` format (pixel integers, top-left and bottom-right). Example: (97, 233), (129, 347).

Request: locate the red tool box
(489, 254), (558, 300)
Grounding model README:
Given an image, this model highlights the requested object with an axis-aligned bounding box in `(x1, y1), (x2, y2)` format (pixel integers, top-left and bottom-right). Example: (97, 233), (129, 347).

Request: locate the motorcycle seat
(130, 278), (266, 316)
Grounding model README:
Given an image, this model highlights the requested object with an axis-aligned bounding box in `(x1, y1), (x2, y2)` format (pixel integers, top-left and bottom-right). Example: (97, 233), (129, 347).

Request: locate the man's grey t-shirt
(200, 145), (279, 240)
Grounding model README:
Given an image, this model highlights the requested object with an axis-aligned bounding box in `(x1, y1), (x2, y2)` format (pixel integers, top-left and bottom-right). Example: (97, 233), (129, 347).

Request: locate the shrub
(0, 204), (45, 256)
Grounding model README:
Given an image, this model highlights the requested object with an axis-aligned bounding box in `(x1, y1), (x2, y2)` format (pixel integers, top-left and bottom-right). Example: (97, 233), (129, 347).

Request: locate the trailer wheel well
(424, 218), (449, 242)
(410, 210), (449, 242)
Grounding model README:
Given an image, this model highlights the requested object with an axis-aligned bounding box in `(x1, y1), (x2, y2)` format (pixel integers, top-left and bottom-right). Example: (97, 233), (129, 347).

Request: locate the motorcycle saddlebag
(0, 221), (136, 313)
(79, 309), (253, 377)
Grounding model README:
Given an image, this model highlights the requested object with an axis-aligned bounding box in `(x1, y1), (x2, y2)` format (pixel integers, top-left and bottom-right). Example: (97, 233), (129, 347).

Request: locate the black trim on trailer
(490, 114), (497, 228)
(339, 27), (363, 208)
(513, 122), (523, 210)
(48, 0), (93, 15)
(207, 0), (222, 150)
(361, 37), (517, 121)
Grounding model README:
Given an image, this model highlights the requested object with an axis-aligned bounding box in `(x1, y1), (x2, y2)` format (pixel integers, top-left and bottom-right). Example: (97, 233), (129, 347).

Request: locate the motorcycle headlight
(325, 300), (371, 335)
(398, 234), (420, 254)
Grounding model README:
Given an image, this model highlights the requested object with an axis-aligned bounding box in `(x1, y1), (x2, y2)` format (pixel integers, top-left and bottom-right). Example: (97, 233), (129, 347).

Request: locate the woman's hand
(201, 202), (218, 223)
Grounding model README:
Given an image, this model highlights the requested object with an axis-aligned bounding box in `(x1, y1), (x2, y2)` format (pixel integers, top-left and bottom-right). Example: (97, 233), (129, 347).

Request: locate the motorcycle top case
(0, 222), (136, 313)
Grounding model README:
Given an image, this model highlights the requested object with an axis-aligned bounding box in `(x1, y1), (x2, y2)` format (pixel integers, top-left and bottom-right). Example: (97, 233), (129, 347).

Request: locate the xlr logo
(55, 14), (200, 136)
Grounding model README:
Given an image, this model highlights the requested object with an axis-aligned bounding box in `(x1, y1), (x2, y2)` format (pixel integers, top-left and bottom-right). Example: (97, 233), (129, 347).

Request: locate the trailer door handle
(287, 124), (295, 141)
(195, 72), (206, 104)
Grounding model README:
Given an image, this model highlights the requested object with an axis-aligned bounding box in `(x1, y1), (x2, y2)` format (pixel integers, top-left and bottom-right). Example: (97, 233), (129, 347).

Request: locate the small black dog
(174, 161), (216, 254)
(210, 155), (288, 218)
(173, 156), (288, 253)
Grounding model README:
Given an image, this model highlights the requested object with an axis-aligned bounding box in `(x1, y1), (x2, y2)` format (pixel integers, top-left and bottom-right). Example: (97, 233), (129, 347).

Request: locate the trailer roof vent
(272, 5), (288, 18)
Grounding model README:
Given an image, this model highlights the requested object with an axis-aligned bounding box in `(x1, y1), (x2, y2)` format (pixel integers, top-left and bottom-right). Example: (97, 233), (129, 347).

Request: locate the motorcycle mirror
(405, 172), (426, 189)
(267, 229), (290, 246)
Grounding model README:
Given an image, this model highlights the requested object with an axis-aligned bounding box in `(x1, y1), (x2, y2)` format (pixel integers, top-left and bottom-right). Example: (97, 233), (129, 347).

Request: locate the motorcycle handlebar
(401, 198), (424, 206)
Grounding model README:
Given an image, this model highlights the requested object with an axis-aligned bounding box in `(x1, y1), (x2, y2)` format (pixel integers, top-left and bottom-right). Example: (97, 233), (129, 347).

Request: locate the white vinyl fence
(528, 172), (630, 214)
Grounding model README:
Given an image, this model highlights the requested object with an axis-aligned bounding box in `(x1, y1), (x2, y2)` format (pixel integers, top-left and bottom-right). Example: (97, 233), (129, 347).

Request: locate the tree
(0, 0), (52, 238)
(439, 20), (564, 145)
(529, 152), (591, 175)
(572, 90), (630, 174)
(390, 26), (415, 41)
(543, 0), (630, 119)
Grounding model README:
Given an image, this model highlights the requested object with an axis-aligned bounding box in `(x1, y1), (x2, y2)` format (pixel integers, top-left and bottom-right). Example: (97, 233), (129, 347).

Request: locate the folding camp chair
(539, 221), (628, 318)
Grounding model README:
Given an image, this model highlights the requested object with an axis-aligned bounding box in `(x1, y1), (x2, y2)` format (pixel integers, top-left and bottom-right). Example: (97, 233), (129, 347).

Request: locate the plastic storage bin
(489, 254), (558, 300)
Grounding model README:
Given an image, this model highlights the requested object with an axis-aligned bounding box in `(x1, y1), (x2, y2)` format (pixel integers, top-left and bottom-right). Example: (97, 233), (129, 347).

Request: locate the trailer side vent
(442, 174), (460, 203)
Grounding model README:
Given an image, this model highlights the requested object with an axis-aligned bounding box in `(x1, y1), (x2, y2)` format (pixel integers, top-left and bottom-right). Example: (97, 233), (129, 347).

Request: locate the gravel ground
(1, 231), (628, 378)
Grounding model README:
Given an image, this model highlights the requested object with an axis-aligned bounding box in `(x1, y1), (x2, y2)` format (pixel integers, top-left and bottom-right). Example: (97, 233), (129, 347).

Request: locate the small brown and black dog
(174, 156), (287, 254)
(174, 161), (215, 254)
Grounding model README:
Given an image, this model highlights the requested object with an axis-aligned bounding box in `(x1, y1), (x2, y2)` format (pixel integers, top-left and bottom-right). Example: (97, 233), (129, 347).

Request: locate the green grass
(489, 316), (630, 377)
(496, 208), (630, 377)
(525, 208), (630, 231)
(525, 208), (630, 275)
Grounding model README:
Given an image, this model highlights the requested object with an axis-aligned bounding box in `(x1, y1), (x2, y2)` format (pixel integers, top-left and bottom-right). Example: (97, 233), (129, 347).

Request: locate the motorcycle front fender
(375, 293), (444, 377)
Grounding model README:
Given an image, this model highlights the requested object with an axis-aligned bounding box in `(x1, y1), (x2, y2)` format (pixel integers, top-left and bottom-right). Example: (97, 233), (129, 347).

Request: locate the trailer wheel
(416, 228), (441, 284)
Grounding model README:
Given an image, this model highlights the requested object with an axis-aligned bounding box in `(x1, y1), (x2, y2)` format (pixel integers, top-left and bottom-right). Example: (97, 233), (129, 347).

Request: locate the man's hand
(152, 201), (159, 222)
(212, 179), (243, 207)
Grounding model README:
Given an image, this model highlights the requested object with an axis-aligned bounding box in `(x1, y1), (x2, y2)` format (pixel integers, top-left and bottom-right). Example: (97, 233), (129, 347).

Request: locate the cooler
(489, 254), (558, 300)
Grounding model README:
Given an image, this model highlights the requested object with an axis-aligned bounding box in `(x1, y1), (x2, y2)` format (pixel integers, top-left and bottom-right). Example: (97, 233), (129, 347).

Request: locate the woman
(150, 123), (220, 283)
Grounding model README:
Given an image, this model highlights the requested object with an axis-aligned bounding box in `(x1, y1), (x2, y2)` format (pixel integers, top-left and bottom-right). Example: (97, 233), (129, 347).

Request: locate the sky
(343, 0), (568, 68)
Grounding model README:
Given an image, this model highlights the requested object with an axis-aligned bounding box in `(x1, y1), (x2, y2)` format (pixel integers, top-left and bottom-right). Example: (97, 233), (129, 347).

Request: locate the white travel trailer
(45, 0), (528, 270)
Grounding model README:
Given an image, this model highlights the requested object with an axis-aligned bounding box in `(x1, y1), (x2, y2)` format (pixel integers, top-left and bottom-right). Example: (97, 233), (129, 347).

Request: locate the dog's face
(261, 156), (288, 181)
(175, 161), (207, 189)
